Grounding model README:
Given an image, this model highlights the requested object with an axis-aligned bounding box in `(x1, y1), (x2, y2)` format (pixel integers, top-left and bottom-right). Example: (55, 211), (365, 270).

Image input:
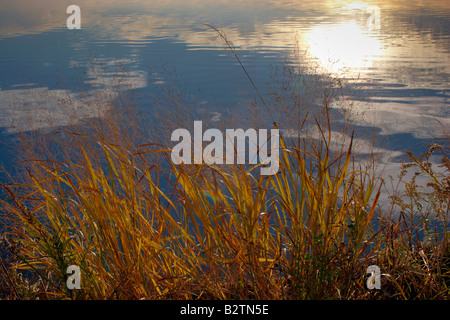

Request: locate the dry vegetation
(0, 29), (449, 300)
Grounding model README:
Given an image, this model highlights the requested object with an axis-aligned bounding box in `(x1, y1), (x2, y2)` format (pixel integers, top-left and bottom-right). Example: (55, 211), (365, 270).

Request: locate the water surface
(0, 0), (449, 200)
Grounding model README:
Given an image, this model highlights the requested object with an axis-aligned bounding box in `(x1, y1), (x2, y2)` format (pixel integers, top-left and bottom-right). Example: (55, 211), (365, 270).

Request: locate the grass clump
(0, 29), (448, 300)
(1, 99), (447, 300)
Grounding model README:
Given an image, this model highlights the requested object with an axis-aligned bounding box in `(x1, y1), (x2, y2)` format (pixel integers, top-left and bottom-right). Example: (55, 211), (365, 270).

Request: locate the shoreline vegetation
(0, 28), (449, 300)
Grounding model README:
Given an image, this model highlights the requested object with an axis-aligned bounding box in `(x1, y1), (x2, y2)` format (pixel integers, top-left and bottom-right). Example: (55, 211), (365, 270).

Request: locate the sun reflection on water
(302, 20), (384, 76)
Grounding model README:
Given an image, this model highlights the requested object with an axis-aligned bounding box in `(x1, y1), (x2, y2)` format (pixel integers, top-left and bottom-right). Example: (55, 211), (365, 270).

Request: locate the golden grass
(0, 30), (448, 300)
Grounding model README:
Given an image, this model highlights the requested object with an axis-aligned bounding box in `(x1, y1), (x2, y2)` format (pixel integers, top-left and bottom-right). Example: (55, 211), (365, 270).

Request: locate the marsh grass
(0, 28), (449, 300)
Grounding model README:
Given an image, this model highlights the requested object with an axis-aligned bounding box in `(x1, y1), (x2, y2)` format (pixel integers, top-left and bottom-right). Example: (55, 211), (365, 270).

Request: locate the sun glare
(302, 20), (383, 75)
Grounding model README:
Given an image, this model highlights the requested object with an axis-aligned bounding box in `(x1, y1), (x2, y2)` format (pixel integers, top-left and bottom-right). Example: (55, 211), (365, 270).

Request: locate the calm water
(0, 0), (449, 200)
